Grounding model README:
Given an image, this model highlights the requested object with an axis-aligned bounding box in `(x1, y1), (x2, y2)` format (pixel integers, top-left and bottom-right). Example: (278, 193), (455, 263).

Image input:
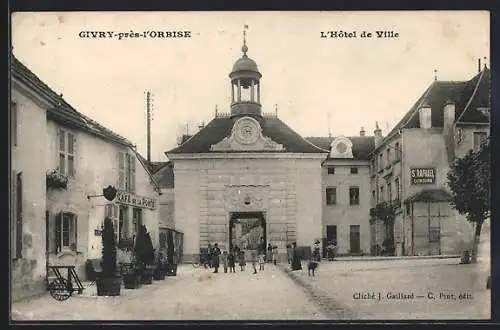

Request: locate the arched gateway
(166, 29), (328, 262)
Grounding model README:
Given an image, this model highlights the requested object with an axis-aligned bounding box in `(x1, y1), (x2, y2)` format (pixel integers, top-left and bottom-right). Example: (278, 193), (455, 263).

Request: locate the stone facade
(172, 155), (324, 262)
(10, 85), (49, 302)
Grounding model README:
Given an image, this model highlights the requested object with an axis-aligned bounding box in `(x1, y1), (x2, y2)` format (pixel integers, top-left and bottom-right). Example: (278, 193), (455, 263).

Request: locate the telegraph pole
(146, 91), (152, 163)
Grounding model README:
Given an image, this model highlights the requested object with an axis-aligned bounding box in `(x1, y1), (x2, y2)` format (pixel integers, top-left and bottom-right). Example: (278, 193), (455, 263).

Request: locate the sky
(11, 11), (489, 162)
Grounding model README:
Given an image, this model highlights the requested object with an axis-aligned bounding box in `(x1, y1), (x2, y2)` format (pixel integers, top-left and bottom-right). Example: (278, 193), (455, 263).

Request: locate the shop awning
(404, 188), (452, 204)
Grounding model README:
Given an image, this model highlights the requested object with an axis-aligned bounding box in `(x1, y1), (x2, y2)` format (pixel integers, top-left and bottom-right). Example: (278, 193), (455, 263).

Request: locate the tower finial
(242, 24), (249, 56)
(483, 56), (487, 69)
(434, 69), (438, 81)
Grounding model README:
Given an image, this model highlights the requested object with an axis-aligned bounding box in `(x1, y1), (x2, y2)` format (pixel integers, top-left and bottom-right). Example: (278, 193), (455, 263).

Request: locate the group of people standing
(202, 238), (279, 275)
(287, 240), (322, 276)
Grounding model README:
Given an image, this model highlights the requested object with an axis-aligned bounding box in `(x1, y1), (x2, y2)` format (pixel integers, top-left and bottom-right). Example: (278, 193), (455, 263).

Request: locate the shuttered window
(58, 128), (76, 177)
(11, 171), (22, 259)
(55, 212), (77, 252)
(10, 102), (17, 147)
(105, 204), (120, 242)
(118, 151), (136, 192)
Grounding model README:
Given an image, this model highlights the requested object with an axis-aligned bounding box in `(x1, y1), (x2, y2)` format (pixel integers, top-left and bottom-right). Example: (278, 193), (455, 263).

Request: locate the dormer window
(329, 136), (353, 159)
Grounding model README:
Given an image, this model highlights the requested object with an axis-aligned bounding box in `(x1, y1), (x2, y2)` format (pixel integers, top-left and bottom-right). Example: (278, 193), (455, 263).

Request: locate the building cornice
(166, 152), (328, 160)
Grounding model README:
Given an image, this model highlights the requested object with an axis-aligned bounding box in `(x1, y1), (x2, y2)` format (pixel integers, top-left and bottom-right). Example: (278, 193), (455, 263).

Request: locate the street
(12, 264), (326, 321)
(283, 257), (490, 320)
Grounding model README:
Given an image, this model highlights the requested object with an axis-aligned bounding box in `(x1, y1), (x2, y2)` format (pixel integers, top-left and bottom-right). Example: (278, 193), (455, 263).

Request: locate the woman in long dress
(291, 242), (302, 271)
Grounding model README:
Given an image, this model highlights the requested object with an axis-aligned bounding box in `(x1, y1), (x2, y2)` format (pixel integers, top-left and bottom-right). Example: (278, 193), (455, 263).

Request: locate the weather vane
(242, 24), (249, 56)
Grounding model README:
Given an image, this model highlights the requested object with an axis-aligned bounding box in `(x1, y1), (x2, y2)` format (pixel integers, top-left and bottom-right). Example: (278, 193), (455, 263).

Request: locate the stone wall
(11, 87), (48, 302)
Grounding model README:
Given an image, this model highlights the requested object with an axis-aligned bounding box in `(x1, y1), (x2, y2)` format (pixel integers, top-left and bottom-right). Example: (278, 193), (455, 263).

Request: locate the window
(429, 227), (440, 243)
(380, 186), (384, 202)
(379, 154), (383, 170)
(327, 167), (335, 175)
(406, 202), (411, 215)
(10, 102), (17, 147)
(105, 204), (120, 242)
(473, 132), (487, 152)
(119, 205), (129, 240)
(132, 208), (142, 234)
(395, 142), (401, 161)
(11, 171), (22, 259)
(387, 182), (392, 202)
(386, 148), (391, 165)
(55, 212), (77, 252)
(349, 187), (360, 205)
(58, 128), (76, 177)
(350, 167), (358, 174)
(372, 190), (376, 203)
(326, 187), (337, 205)
(118, 152), (136, 192)
(395, 178), (400, 201)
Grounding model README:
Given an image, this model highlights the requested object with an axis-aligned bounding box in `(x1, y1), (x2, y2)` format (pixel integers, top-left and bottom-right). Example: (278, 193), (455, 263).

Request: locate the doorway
(349, 225), (361, 254)
(228, 212), (266, 253)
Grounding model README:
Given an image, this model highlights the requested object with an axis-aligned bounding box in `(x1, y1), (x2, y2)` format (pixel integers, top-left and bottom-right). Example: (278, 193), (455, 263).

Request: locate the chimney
(419, 101), (432, 129)
(198, 121), (205, 131)
(360, 126), (366, 136)
(478, 58), (482, 73)
(374, 122), (383, 148)
(443, 99), (455, 132)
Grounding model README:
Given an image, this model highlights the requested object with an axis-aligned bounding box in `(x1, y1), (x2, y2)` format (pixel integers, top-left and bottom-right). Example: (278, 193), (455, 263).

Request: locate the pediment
(210, 116), (285, 152)
(329, 136), (353, 158)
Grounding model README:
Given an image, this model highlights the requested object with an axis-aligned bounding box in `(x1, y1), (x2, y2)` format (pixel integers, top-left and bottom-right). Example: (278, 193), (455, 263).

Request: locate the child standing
(221, 250), (228, 273)
(228, 249), (236, 273)
(238, 250), (246, 271)
(258, 254), (265, 271)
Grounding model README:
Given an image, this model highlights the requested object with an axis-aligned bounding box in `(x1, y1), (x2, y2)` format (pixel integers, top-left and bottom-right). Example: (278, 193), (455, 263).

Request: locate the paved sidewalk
(279, 258), (490, 320)
(12, 264), (326, 321)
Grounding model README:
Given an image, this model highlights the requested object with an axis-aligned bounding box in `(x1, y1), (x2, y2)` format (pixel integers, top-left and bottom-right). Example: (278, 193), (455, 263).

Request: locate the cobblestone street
(12, 264), (326, 321)
(282, 257), (490, 320)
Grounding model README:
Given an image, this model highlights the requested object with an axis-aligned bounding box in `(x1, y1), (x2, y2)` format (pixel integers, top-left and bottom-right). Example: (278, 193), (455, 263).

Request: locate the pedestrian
(228, 249), (236, 273)
(212, 243), (221, 273)
(251, 250), (258, 274)
(238, 249), (246, 271)
(258, 253), (265, 271)
(221, 250), (228, 273)
(286, 244), (293, 264)
(308, 240), (321, 277)
(272, 246), (278, 265)
(267, 243), (273, 263)
(291, 242), (302, 271)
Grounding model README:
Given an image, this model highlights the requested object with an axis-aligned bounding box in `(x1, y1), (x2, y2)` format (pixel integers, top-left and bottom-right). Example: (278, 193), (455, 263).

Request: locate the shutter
(11, 170), (16, 258)
(130, 154), (136, 192)
(73, 215), (78, 252)
(55, 212), (62, 253)
(118, 152), (125, 189)
(16, 172), (23, 259)
(68, 132), (76, 177)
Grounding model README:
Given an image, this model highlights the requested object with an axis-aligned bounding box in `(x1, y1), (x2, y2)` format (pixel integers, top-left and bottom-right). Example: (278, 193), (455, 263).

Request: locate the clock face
(235, 118), (260, 145)
(336, 142), (347, 153)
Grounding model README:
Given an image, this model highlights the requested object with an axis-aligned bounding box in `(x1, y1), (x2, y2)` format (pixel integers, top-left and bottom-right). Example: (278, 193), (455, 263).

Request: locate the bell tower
(229, 26), (262, 117)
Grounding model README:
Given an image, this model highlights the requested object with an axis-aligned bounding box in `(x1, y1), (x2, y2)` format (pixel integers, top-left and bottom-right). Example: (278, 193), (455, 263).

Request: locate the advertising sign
(410, 168), (436, 184)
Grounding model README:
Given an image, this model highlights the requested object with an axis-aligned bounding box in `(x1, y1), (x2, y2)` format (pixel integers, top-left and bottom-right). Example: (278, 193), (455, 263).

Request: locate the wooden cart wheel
(48, 278), (72, 301)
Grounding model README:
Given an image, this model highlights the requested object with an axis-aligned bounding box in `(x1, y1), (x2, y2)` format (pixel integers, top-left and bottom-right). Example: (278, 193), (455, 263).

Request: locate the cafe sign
(410, 168), (436, 184)
(115, 190), (156, 210)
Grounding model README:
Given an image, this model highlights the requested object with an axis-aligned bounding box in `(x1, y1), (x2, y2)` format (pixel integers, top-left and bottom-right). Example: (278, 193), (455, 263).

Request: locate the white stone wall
(11, 87), (48, 301)
(322, 163), (371, 255)
(45, 119), (160, 278)
(172, 155), (324, 262)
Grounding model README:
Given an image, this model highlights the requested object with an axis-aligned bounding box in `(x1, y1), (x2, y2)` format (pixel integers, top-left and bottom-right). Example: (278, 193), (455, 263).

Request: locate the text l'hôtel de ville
(320, 30), (399, 39)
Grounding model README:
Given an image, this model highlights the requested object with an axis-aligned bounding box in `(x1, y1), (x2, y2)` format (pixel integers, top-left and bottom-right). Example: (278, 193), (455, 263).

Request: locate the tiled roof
(381, 68), (490, 148)
(152, 162), (174, 188)
(11, 54), (134, 147)
(305, 136), (375, 160)
(166, 115), (328, 154)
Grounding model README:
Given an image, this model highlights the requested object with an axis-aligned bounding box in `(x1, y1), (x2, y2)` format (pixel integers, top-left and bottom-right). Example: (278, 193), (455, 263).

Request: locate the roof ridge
(455, 68), (487, 123)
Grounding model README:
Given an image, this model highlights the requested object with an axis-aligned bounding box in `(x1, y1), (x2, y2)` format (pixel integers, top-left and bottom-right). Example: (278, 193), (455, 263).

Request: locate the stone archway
(228, 211), (266, 253)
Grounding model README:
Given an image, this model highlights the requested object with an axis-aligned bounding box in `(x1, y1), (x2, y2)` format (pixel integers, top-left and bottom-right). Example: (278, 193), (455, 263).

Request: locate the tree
(447, 140), (490, 263)
(134, 224), (154, 266)
(101, 217), (117, 277)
